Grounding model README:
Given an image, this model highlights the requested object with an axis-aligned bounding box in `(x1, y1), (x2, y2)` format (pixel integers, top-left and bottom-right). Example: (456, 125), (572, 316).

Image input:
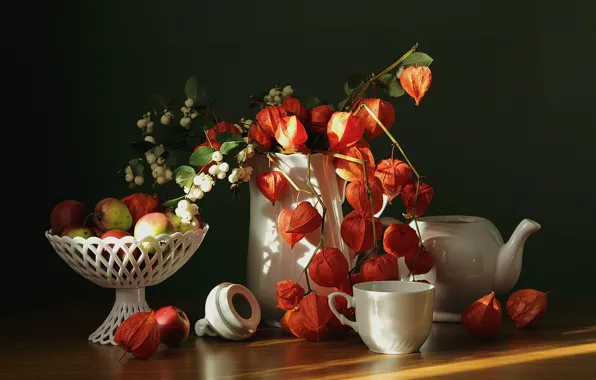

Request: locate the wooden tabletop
(1, 298), (595, 380)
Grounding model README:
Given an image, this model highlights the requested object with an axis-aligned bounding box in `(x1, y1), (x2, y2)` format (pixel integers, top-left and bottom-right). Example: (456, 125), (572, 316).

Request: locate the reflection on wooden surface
(0, 299), (594, 379)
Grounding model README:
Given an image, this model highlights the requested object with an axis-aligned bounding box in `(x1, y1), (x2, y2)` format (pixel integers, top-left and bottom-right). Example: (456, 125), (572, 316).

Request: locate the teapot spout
(493, 219), (541, 294)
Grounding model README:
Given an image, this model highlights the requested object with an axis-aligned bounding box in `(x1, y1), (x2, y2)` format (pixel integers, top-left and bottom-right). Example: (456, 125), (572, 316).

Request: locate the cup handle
(195, 318), (218, 337)
(374, 194), (389, 218)
(328, 292), (358, 333)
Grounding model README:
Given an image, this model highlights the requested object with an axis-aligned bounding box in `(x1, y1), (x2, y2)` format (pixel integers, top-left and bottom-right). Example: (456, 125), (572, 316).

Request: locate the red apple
(50, 200), (87, 235)
(154, 306), (190, 347)
(100, 230), (138, 261)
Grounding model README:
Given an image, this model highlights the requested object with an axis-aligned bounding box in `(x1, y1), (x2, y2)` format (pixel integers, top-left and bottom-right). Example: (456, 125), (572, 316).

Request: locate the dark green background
(31, 1), (596, 312)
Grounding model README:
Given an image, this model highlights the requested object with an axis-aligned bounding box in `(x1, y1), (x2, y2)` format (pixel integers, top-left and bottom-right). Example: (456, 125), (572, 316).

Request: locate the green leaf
(162, 196), (186, 208)
(402, 52), (433, 67)
(344, 73), (366, 95)
(189, 146), (215, 166)
(173, 165), (196, 188)
(377, 73), (405, 97)
(129, 140), (155, 154)
(153, 144), (166, 157)
(216, 131), (243, 143)
(185, 75), (199, 101)
(220, 141), (246, 155)
(301, 96), (323, 110)
(128, 158), (144, 176)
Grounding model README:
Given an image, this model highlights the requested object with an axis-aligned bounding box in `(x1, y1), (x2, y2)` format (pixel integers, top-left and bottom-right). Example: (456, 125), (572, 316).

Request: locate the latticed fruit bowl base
(45, 226), (209, 345)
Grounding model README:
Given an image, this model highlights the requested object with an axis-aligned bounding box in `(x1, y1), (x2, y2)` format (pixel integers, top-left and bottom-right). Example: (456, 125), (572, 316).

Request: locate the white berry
(178, 200), (190, 209)
(273, 95), (281, 103)
(147, 121), (154, 129)
(165, 169), (173, 180)
(145, 153), (156, 164)
(193, 175), (203, 186)
(181, 106), (189, 113)
(242, 174), (251, 182)
(264, 95), (273, 103)
(157, 176), (166, 185)
(157, 157), (165, 165)
(217, 172), (227, 180)
(180, 117), (192, 128)
(200, 181), (212, 192)
(144, 136), (156, 144)
(124, 165), (132, 175)
(190, 111), (198, 119)
(160, 115), (171, 125)
(237, 150), (247, 162)
(151, 163), (158, 170)
(208, 165), (220, 176)
(244, 166), (253, 175)
(183, 186), (190, 194)
(146, 125), (154, 134)
(246, 146), (255, 157)
(185, 98), (194, 108)
(212, 151), (223, 162)
(134, 176), (144, 186)
(229, 173), (239, 183)
(268, 88), (278, 96)
(190, 204), (199, 215)
(218, 162), (230, 173)
(244, 119), (253, 127)
(154, 166), (164, 176)
(282, 85), (294, 96)
(192, 188), (204, 199)
(237, 168), (246, 179)
(125, 173), (134, 182)
(137, 119), (147, 128)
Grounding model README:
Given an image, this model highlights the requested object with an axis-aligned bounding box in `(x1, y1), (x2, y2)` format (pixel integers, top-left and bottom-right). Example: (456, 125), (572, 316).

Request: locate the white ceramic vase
(246, 153), (350, 326)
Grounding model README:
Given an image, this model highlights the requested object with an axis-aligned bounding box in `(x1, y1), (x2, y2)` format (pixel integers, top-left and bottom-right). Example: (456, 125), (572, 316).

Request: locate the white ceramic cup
(328, 281), (435, 354)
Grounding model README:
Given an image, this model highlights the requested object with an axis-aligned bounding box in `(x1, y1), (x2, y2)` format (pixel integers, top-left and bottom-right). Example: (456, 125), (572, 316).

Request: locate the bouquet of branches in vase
(122, 43), (435, 341)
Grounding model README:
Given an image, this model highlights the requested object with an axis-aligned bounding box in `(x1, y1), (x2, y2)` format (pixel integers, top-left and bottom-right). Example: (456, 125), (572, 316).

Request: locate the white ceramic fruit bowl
(45, 226), (209, 345)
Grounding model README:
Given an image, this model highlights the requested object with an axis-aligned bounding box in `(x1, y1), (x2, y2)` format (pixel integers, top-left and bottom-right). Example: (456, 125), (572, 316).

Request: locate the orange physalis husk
(276, 280), (305, 310)
(404, 248), (434, 275)
(374, 158), (413, 203)
(248, 121), (273, 151)
(207, 121), (242, 142)
(256, 171), (288, 206)
(308, 248), (349, 288)
(287, 307), (328, 341)
(287, 201), (322, 234)
(461, 291), (502, 339)
(299, 293), (333, 332)
(308, 105), (334, 135)
(360, 254), (399, 282)
(333, 144), (376, 182)
(401, 182), (434, 218)
(340, 210), (384, 255)
(195, 141), (222, 173)
(120, 193), (160, 226)
(256, 105), (287, 136)
(275, 115), (308, 151)
(114, 311), (161, 360)
(277, 209), (306, 248)
(281, 95), (308, 122)
(280, 309), (295, 334)
(506, 289), (548, 328)
(382, 223), (419, 258)
(345, 177), (384, 214)
(399, 66), (432, 106)
(327, 112), (365, 152)
(355, 98), (396, 140)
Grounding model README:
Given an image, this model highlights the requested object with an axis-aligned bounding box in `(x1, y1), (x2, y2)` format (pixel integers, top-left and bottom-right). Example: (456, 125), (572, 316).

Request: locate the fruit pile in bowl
(45, 193), (209, 345)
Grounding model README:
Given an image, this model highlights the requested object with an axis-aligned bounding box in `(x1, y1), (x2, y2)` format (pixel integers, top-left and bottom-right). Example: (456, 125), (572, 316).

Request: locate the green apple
(93, 198), (133, 232)
(134, 212), (176, 253)
(62, 226), (96, 239)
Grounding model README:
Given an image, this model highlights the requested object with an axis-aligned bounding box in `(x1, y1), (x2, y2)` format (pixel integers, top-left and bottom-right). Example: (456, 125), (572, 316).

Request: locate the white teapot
(382, 215), (541, 322)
